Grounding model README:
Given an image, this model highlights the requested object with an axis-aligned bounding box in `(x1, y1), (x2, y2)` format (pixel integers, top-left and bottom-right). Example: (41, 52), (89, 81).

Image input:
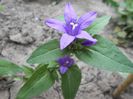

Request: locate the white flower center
(70, 22), (78, 30)
(66, 61), (69, 64)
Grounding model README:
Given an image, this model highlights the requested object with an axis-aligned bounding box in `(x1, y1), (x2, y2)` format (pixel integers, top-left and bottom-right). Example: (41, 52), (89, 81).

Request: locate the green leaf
(0, 60), (23, 76)
(0, 4), (4, 12)
(56, 16), (64, 21)
(21, 66), (34, 78)
(27, 39), (65, 64)
(47, 61), (58, 69)
(103, 0), (118, 7)
(61, 65), (81, 99)
(86, 16), (111, 35)
(16, 65), (55, 99)
(126, 0), (133, 12)
(75, 35), (133, 73)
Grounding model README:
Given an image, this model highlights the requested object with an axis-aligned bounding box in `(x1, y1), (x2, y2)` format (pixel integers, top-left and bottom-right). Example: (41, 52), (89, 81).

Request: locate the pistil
(70, 22), (78, 30)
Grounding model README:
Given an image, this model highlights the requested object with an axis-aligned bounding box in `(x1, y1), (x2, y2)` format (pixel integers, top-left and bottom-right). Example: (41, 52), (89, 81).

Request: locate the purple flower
(45, 3), (97, 50)
(57, 56), (74, 74)
(82, 40), (97, 46)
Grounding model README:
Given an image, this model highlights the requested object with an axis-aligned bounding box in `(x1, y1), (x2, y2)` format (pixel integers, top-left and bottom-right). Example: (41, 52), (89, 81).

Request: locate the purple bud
(57, 56), (74, 74)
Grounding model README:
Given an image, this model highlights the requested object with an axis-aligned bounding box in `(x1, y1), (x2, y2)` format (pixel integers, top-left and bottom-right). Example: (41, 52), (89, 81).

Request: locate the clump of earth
(0, 0), (133, 99)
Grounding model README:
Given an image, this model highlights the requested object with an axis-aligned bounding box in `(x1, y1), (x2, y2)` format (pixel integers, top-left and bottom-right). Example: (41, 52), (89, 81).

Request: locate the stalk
(112, 74), (133, 97)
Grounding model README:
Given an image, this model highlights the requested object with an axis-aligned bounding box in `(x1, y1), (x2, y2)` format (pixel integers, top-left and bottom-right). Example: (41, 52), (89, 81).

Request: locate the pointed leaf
(16, 65), (55, 99)
(0, 60), (23, 76)
(47, 61), (58, 69)
(21, 66), (34, 78)
(27, 39), (65, 64)
(75, 35), (133, 73)
(61, 65), (81, 99)
(86, 16), (111, 35)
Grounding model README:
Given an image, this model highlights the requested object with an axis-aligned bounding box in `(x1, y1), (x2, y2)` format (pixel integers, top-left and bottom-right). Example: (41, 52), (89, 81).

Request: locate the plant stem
(112, 74), (133, 97)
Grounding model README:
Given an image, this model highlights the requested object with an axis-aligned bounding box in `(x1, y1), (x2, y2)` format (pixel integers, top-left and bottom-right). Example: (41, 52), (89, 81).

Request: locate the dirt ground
(0, 0), (133, 99)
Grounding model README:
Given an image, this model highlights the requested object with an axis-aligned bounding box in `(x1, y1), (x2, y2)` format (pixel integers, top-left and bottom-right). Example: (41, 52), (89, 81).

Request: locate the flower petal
(57, 57), (66, 66)
(67, 58), (74, 67)
(59, 66), (68, 74)
(76, 31), (97, 42)
(82, 40), (97, 46)
(45, 19), (65, 33)
(64, 3), (77, 23)
(64, 56), (74, 67)
(60, 33), (75, 50)
(78, 11), (97, 29)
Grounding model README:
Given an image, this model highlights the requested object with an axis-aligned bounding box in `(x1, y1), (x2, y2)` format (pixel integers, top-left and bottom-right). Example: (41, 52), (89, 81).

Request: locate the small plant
(117, 0), (133, 40)
(0, 4), (4, 12)
(103, 0), (133, 45)
(0, 3), (133, 99)
(102, 0), (118, 7)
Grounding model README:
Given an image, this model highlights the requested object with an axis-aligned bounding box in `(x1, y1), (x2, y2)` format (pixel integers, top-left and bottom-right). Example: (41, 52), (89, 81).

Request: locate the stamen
(70, 22), (78, 30)
(66, 61), (69, 64)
